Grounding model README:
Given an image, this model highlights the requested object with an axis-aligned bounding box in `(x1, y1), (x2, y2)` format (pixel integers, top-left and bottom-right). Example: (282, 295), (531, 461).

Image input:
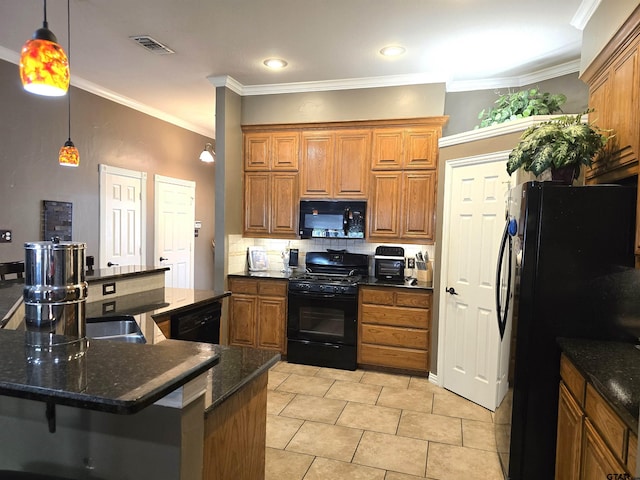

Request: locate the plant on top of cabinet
(506, 112), (612, 183)
(477, 88), (566, 128)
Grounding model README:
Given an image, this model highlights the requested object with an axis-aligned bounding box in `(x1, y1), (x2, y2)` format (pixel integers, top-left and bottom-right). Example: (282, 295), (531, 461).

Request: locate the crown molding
(208, 75), (244, 95)
(446, 59), (581, 92)
(571, 0), (602, 30)
(439, 113), (588, 148)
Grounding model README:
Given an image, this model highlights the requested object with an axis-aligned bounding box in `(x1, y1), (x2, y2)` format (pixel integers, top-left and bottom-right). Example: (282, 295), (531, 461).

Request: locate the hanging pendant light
(20, 0), (70, 97)
(59, 0), (79, 167)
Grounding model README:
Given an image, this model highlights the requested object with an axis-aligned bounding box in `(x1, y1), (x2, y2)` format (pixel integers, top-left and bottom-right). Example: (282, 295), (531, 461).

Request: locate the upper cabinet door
(404, 128), (438, 169)
(371, 128), (404, 170)
(300, 131), (334, 198)
(271, 132), (300, 170)
(334, 130), (371, 198)
(244, 133), (271, 170)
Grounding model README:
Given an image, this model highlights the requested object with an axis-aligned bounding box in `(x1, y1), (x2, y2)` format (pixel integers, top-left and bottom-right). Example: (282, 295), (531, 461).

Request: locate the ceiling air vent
(129, 35), (175, 55)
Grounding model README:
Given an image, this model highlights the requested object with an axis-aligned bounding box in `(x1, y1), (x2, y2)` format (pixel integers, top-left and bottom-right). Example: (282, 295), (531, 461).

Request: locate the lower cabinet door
(256, 297), (286, 352)
(555, 382), (583, 480)
(581, 419), (627, 480)
(229, 295), (257, 347)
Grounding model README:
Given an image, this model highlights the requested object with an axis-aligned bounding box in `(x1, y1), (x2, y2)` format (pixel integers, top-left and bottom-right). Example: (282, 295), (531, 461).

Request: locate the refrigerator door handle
(495, 220), (513, 340)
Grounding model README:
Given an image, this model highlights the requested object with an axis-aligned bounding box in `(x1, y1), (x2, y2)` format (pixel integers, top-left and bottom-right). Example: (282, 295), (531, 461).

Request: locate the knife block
(416, 261), (432, 286)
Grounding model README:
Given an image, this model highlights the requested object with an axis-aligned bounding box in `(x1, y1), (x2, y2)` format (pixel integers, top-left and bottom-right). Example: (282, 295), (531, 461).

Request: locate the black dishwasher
(170, 301), (221, 343)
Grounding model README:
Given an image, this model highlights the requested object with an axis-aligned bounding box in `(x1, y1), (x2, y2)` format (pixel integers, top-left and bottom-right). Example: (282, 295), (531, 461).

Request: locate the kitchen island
(0, 268), (279, 480)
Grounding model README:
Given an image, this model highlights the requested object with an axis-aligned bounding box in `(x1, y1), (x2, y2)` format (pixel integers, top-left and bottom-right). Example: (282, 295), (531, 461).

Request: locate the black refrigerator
(494, 181), (638, 480)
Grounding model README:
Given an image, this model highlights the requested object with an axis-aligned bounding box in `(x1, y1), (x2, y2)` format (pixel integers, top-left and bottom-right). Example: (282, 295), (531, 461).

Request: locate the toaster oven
(374, 246), (405, 281)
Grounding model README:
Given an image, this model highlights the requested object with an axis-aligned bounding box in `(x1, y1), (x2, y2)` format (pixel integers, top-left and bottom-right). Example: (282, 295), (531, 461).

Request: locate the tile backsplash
(228, 235), (435, 278)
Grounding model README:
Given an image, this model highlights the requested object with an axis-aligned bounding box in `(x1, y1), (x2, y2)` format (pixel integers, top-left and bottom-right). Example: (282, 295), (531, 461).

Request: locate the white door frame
(436, 150), (513, 391)
(154, 174), (196, 289)
(99, 164), (147, 268)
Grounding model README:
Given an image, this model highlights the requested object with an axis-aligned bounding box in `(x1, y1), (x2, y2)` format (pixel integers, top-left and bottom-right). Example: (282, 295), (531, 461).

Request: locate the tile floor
(266, 362), (504, 480)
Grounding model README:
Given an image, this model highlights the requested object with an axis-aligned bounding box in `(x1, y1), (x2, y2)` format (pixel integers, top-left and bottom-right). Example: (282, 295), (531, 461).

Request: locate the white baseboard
(428, 372), (440, 386)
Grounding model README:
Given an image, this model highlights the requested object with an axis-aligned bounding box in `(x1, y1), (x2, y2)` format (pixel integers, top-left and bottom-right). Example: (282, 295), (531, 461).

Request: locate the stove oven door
(287, 290), (357, 345)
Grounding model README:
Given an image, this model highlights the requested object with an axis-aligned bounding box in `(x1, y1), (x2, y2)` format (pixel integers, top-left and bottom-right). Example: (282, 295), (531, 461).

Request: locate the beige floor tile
(426, 442), (503, 479)
(385, 472), (436, 480)
(276, 373), (335, 396)
(316, 366), (366, 383)
(432, 392), (493, 422)
(377, 385), (433, 413)
(353, 430), (428, 477)
(265, 447), (314, 480)
(268, 370), (290, 390)
(397, 411), (462, 445)
(325, 380), (382, 404)
(266, 414), (303, 449)
(287, 421), (363, 462)
(337, 402), (401, 434)
(361, 370), (411, 389)
(408, 376), (446, 394)
(462, 418), (498, 451)
(271, 362), (322, 376)
(304, 457), (385, 480)
(280, 393), (347, 424)
(267, 390), (295, 415)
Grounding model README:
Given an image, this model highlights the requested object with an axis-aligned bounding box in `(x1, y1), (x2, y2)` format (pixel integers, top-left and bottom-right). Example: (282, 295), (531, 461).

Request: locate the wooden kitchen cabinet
(300, 129), (370, 199)
(555, 354), (636, 479)
(581, 7), (640, 259)
(244, 131), (299, 171)
(358, 285), (431, 373)
(228, 277), (287, 354)
(371, 126), (439, 170)
(369, 171), (436, 243)
(244, 172), (298, 238)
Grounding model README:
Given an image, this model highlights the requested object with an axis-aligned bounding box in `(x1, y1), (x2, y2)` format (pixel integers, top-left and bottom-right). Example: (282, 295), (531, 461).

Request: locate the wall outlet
(407, 257), (415, 269)
(0, 230), (12, 243)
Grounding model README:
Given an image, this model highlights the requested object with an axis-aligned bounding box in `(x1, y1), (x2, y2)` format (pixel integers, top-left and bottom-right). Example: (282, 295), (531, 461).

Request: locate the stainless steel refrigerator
(494, 181), (638, 480)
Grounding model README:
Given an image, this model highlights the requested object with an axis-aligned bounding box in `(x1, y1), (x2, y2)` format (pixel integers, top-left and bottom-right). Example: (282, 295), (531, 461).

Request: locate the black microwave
(299, 200), (366, 239)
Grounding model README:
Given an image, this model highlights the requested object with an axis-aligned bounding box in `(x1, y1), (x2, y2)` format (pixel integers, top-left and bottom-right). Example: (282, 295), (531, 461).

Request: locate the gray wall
(443, 73), (590, 136)
(241, 83), (447, 125)
(0, 59), (217, 290)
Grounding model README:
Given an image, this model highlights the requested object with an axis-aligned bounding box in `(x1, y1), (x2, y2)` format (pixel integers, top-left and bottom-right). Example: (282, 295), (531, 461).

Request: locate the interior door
(440, 152), (512, 411)
(154, 175), (195, 289)
(99, 165), (146, 268)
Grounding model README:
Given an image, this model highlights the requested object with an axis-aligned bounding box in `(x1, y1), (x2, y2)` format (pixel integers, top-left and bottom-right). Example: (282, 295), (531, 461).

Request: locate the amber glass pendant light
(20, 0), (70, 97)
(59, 0), (79, 167)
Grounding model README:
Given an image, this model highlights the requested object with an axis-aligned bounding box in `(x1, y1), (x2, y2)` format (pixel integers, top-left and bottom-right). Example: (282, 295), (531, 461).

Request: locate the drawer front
(560, 354), (586, 407)
(359, 343), (428, 371)
(395, 290), (431, 308)
(360, 287), (394, 306)
(361, 324), (428, 349)
(229, 278), (258, 295)
(361, 304), (428, 328)
(258, 280), (287, 297)
(585, 383), (627, 459)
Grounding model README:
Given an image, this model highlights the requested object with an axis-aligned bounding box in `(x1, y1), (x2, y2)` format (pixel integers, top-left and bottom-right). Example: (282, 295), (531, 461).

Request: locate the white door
(154, 175), (195, 289)
(99, 165), (146, 268)
(439, 152), (512, 411)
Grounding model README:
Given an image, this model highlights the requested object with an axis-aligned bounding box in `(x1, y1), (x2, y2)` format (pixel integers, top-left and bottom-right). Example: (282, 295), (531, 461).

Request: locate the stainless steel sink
(86, 316), (146, 343)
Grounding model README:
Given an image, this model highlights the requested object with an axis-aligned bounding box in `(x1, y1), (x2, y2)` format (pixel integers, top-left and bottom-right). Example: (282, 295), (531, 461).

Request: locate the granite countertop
(85, 265), (170, 282)
(0, 328), (219, 414)
(557, 337), (640, 434)
(229, 270), (433, 289)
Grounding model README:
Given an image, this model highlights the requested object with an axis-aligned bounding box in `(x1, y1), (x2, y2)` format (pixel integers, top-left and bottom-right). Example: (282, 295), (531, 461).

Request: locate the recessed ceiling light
(380, 46), (406, 57)
(263, 58), (288, 69)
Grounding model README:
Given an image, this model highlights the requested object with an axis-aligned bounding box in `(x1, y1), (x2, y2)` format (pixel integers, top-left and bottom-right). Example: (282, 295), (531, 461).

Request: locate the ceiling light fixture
(19, 0), (70, 97)
(59, 0), (79, 167)
(380, 45), (406, 57)
(200, 142), (215, 163)
(263, 58), (288, 69)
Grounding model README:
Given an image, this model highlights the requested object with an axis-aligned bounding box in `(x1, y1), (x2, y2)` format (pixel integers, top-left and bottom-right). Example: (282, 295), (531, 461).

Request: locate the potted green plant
(506, 112), (612, 183)
(477, 88), (566, 128)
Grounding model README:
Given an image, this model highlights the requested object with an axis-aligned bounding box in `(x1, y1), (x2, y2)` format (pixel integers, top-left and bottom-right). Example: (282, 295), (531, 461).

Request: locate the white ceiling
(0, 0), (590, 138)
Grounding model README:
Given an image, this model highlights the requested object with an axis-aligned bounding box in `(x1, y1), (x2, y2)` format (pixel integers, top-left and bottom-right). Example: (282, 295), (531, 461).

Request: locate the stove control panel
(289, 281), (357, 295)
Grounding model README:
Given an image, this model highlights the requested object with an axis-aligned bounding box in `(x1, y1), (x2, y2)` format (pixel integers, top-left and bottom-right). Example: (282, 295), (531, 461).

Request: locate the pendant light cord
(43, 0), (49, 29)
(66, 0), (71, 141)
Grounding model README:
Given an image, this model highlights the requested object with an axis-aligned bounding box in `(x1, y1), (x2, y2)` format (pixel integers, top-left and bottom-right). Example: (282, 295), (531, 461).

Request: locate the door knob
(107, 262), (119, 267)
(445, 287), (459, 295)
(160, 257), (169, 262)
